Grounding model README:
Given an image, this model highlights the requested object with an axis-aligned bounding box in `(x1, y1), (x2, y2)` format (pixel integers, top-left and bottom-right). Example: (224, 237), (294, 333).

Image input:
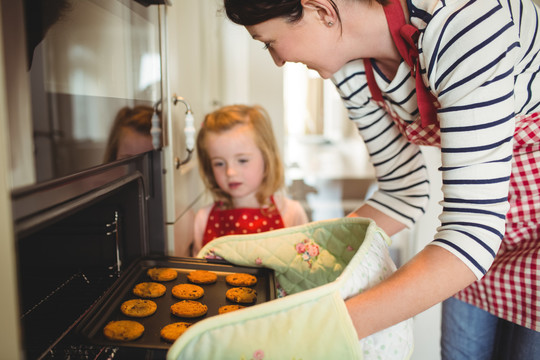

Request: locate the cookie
(133, 282), (167, 298)
(225, 287), (257, 304)
(147, 267), (178, 282)
(218, 304), (246, 314)
(120, 299), (157, 318)
(225, 273), (257, 287)
(170, 300), (208, 318)
(103, 320), (144, 341)
(172, 283), (204, 300)
(187, 270), (217, 284)
(160, 322), (192, 343)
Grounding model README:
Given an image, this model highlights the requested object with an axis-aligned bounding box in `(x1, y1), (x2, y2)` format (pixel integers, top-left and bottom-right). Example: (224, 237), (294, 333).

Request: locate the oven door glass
(26, 0), (163, 182)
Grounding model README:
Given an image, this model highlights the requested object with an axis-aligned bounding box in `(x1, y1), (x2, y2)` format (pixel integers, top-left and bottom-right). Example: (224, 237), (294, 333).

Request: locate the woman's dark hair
(224, 0), (305, 26)
(223, 0), (389, 26)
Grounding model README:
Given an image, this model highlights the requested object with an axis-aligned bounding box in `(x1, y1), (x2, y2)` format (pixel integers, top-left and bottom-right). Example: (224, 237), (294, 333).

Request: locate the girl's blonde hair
(196, 104), (284, 209)
(103, 105), (154, 163)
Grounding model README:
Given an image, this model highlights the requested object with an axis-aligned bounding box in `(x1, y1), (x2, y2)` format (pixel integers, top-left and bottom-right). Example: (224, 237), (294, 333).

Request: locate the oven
(12, 151), (171, 359)
(11, 150), (277, 359)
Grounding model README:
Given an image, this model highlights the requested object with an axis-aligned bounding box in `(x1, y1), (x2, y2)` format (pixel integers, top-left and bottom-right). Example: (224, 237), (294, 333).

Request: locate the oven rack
(21, 268), (119, 360)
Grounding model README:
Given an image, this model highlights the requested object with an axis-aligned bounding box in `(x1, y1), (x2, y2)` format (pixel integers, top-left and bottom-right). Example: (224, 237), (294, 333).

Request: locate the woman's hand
(345, 244), (476, 339)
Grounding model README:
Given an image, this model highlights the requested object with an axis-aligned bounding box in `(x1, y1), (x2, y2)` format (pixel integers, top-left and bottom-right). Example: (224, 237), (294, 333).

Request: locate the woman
(222, 0), (540, 358)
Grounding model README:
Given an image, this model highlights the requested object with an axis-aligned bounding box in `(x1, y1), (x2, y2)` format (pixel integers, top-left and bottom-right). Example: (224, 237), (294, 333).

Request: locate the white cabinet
(161, 0), (223, 256)
(160, 0), (287, 256)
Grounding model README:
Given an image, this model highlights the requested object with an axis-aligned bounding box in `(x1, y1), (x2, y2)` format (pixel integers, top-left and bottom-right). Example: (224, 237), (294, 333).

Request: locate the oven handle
(172, 95), (195, 168)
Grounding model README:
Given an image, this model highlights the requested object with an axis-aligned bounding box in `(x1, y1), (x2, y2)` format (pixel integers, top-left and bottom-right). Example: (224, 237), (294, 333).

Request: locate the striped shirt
(332, 0), (539, 284)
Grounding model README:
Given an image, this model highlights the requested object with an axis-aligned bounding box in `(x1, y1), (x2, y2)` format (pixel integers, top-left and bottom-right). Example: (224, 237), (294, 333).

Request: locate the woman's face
(245, 1), (391, 79)
(246, 14), (346, 79)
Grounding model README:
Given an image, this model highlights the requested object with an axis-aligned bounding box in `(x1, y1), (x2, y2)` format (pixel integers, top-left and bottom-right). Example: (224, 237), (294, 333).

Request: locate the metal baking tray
(75, 256), (276, 350)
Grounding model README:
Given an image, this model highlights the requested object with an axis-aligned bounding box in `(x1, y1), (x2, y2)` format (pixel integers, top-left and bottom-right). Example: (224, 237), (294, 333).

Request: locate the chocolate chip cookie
(225, 273), (257, 287)
(172, 283), (204, 300)
(120, 299), (157, 318)
(160, 322), (192, 342)
(170, 300), (208, 318)
(147, 267), (178, 282)
(187, 270), (217, 284)
(225, 287), (257, 304)
(132, 282), (167, 298)
(218, 304), (246, 314)
(103, 320), (144, 341)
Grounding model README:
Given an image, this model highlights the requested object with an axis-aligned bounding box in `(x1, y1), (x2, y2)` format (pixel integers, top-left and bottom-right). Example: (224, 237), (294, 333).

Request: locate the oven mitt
(167, 217), (413, 360)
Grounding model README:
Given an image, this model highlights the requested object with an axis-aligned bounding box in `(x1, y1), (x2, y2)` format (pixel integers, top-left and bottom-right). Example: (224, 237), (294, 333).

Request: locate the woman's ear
(301, 0), (338, 27)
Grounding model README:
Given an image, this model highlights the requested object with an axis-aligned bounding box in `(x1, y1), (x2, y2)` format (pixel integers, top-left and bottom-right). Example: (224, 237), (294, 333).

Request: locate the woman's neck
(340, 0), (405, 79)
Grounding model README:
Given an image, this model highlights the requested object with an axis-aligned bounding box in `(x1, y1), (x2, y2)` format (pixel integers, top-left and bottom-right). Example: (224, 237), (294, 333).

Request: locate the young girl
(223, 0), (540, 358)
(192, 104), (309, 255)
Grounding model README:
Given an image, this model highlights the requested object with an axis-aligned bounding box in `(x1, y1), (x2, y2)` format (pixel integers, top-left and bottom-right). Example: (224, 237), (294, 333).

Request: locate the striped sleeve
(420, 0), (535, 278)
(332, 66), (431, 229)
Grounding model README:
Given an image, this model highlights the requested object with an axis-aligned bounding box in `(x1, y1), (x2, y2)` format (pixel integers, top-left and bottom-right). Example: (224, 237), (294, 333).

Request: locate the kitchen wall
(219, 13), (286, 157)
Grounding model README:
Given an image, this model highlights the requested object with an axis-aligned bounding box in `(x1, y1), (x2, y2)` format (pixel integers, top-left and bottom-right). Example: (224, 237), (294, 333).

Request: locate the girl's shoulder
(272, 192), (293, 208)
(196, 202), (216, 212)
(273, 193), (309, 225)
(194, 203), (216, 221)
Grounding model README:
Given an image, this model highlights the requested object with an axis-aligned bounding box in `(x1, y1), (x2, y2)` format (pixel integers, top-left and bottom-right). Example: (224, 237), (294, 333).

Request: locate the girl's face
(205, 124), (265, 207)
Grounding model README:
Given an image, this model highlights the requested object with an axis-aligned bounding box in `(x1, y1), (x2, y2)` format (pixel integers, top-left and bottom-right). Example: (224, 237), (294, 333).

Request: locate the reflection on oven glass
(103, 105), (157, 163)
(25, 0), (162, 183)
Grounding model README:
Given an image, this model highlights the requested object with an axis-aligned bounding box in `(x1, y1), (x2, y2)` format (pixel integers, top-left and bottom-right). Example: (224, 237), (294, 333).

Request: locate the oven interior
(13, 153), (168, 359)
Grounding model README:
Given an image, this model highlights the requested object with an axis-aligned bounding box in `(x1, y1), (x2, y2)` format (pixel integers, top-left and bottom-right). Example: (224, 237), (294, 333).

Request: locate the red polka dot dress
(201, 196), (285, 247)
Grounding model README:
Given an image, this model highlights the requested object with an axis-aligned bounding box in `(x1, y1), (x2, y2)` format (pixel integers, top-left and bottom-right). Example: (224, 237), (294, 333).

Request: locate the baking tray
(75, 256), (276, 349)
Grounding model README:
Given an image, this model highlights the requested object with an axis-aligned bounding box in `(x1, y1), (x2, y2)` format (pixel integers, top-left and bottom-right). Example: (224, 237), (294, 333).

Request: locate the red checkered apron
(455, 112), (540, 331)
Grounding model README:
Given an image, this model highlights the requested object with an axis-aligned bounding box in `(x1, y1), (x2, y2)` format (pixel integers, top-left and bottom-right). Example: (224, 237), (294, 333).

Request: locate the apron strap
(364, 59), (384, 103)
(365, 0), (439, 127)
